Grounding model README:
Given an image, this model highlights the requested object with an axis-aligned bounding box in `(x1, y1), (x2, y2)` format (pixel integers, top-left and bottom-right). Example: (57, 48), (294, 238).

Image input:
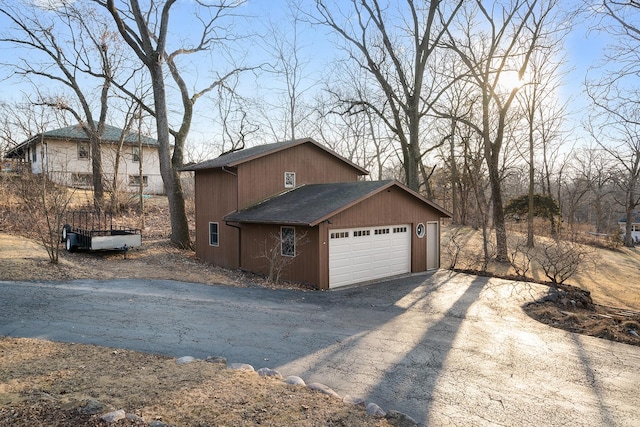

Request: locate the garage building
(182, 138), (450, 289)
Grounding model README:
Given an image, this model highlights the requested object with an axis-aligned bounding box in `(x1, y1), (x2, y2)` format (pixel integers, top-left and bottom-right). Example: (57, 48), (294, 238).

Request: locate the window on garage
(284, 171), (296, 188)
(281, 226), (295, 256)
(209, 222), (219, 246)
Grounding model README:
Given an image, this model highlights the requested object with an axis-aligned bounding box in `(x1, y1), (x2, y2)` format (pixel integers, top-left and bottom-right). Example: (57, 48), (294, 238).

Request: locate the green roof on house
(39, 123), (157, 145)
(4, 123), (157, 159)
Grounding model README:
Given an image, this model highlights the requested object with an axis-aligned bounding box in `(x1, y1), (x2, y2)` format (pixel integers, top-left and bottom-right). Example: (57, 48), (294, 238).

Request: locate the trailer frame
(61, 210), (142, 252)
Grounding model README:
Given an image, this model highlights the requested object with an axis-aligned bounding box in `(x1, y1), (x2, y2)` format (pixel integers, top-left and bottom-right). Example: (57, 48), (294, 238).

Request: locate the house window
(132, 146), (140, 162)
(281, 226), (295, 257)
(77, 142), (90, 159)
(31, 148), (37, 162)
(72, 173), (92, 187)
(128, 175), (148, 186)
(209, 222), (219, 246)
(284, 171), (295, 188)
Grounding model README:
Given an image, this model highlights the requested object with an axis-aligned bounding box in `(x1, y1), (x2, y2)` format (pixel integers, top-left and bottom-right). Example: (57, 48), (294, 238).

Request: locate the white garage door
(329, 225), (411, 288)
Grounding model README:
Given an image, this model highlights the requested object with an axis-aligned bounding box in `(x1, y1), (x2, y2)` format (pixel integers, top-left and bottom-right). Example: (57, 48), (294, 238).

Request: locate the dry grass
(0, 337), (392, 427)
(442, 224), (640, 310)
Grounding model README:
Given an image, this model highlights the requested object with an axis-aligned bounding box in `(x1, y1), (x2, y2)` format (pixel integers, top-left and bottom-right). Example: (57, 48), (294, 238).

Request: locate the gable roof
(4, 123), (157, 158)
(181, 138), (368, 175)
(224, 180), (451, 226)
(618, 211), (640, 224)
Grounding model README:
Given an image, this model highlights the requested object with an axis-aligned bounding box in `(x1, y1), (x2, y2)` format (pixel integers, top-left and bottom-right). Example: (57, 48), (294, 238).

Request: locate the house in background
(618, 211), (640, 243)
(182, 138), (451, 290)
(4, 123), (164, 194)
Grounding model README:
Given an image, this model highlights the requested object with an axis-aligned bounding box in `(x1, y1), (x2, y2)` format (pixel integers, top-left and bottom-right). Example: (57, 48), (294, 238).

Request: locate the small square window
(281, 226), (295, 256)
(209, 222), (219, 246)
(132, 146), (140, 162)
(78, 142), (90, 159)
(284, 172), (295, 188)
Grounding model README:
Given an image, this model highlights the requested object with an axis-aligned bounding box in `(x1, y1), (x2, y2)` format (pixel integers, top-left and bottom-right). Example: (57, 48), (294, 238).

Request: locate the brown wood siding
(237, 143), (362, 208)
(315, 188), (443, 288)
(239, 224), (320, 288)
(194, 169), (239, 269)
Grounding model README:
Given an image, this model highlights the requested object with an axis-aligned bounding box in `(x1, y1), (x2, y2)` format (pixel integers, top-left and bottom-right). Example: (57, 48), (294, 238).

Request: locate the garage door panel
(329, 224), (411, 288)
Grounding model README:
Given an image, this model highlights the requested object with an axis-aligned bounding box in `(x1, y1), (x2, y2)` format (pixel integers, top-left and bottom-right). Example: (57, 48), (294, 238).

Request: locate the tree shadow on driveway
(281, 272), (488, 423)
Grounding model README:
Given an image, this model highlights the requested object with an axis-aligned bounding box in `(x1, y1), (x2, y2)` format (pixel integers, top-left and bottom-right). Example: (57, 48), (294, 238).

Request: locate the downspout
(222, 165), (241, 269)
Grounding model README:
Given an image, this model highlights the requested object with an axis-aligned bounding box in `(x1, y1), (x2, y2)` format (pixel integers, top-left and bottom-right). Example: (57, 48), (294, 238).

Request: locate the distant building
(4, 123), (164, 194)
(618, 211), (640, 243)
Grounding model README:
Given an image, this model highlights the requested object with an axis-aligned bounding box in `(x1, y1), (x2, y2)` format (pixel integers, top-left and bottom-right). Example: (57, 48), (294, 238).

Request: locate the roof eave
(225, 138), (369, 175)
(223, 216), (312, 226)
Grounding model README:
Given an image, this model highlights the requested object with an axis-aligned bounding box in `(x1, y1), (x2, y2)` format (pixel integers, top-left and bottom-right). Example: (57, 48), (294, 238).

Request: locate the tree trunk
(624, 176), (638, 247)
(404, 133), (421, 192)
(150, 65), (190, 248)
(449, 118), (459, 224)
(483, 94), (508, 262)
(527, 115), (535, 248)
(487, 163), (508, 262)
(90, 133), (104, 211)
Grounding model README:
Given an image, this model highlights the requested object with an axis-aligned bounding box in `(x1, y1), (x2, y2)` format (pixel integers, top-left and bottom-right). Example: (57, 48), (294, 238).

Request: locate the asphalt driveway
(1, 271), (638, 426)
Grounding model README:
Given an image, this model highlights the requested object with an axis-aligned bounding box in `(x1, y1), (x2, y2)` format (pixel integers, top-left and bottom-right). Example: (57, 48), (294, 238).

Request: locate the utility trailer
(61, 210), (142, 252)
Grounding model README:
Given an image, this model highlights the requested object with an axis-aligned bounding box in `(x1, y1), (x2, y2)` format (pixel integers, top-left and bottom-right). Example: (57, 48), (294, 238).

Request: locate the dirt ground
(1, 193), (639, 425)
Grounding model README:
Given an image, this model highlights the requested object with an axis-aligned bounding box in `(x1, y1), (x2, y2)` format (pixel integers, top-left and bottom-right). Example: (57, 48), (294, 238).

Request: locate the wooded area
(0, 0), (638, 255)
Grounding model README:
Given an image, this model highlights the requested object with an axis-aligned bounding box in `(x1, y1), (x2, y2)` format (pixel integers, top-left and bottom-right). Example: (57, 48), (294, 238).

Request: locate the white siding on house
(619, 223), (640, 243)
(28, 139), (164, 194)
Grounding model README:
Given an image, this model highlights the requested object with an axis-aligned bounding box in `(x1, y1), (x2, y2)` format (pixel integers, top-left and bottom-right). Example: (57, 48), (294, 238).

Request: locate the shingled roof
(225, 180), (451, 226)
(181, 138), (368, 175)
(618, 211), (640, 224)
(4, 123), (157, 159)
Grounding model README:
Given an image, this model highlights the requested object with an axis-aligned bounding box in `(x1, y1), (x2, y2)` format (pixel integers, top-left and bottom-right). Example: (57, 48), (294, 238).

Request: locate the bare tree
(311, 0), (464, 192)
(257, 230), (308, 284)
(260, 1), (317, 142)
(216, 76), (260, 155)
(441, 0), (564, 261)
(0, 1), (129, 211)
(586, 1), (640, 247)
(516, 46), (569, 245)
(572, 147), (616, 233)
(16, 170), (74, 264)
(98, 0), (251, 248)
(536, 239), (594, 287)
(0, 102), (72, 263)
(587, 120), (640, 247)
(310, 71), (395, 180)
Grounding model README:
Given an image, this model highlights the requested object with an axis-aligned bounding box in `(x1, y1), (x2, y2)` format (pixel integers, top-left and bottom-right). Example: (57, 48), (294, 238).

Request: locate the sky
(0, 0), (626, 159)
